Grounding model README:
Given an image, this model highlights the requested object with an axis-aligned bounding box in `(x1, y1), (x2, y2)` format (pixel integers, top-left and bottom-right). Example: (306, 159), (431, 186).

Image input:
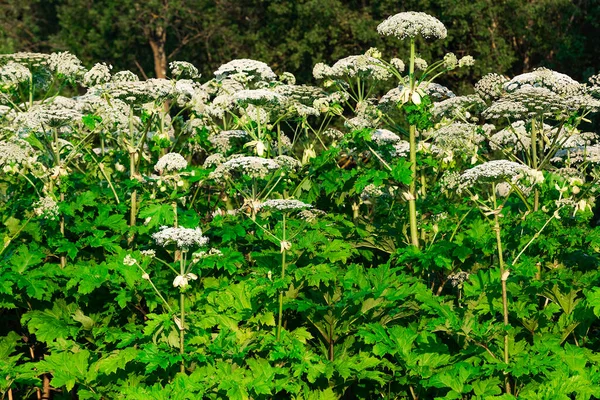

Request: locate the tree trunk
(148, 26), (167, 79)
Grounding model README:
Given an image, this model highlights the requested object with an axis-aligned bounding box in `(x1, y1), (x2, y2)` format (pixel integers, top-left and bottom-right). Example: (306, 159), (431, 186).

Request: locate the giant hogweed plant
(1, 10), (600, 400)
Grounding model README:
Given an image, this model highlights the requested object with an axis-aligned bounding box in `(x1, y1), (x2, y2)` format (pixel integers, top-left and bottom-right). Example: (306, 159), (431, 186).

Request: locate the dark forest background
(1, 0), (599, 91)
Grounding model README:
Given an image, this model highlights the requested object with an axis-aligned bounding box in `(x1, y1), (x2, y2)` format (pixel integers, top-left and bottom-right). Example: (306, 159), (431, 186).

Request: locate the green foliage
(1, 8), (600, 399)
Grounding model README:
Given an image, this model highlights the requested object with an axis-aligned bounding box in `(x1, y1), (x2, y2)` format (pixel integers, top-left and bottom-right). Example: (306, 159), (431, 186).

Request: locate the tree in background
(0, 0), (598, 85)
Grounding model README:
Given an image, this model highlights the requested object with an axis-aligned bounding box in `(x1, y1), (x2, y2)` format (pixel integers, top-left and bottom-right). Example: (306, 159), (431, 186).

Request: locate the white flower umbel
(475, 73), (508, 101)
(371, 129), (401, 145)
(203, 153), (226, 168)
(47, 52), (84, 79)
(318, 55), (391, 81)
(0, 138), (37, 172)
(214, 59), (277, 82)
(483, 87), (568, 120)
(274, 155), (301, 171)
(504, 68), (583, 96)
(169, 61), (200, 80)
(257, 199), (312, 213)
(233, 89), (286, 106)
(152, 226), (209, 249)
(0, 62), (32, 89)
(83, 63), (112, 87)
(426, 122), (484, 157)
(432, 95), (486, 122)
(208, 130), (248, 153)
(377, 12), (447, 40)
(209, 156), (280, 182)
(489, 121), (531, 152)
(0, 52), (49, 68)
(154, 153), (188, 173)
(95, 79), (175, 103)
(33, 196), (59, 220)
(458, 56), (475, 68)
(273, 84), (327, 105)
(457, 160), (544, 194)
(112, 70), (139, 82)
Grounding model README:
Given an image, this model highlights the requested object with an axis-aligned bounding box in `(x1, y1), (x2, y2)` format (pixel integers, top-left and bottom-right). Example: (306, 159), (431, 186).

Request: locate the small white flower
(174, 316), (184, 330)
(141, 250), (156, 258)
(280, 240), (292, 253)
(173, 273), (198, 288)
(123, 254), (137, 266)
(141, 273), (150, 280)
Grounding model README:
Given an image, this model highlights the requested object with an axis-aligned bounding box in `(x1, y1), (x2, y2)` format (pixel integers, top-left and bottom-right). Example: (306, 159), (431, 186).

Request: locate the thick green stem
(53, 128), (67, 268)
(179, 253), (186, 373)
(128, 150), (137, 245)
(531, 118), (539, 211)
(407, 38), (419, 248)
(276, 214), (287, 341)
(493, 192), (511, 394)
(128, 110), (137, 245)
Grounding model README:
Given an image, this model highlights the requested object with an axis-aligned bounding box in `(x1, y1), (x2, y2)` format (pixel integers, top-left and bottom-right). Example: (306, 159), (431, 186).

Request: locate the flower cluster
(47, 52), (84, 79)
(83, 63), (112, 87)
(95, 79), (175, 103)
(483, 87), (568, 120)
(370, 129), (401, 145)
(504, 68), (582, 96)
(33, 196), (59, 220)
(152, 226), (209, 249)
(313, 55), (391, 81)
(377, 12), (447, 40)
(112, 70), (139, 82)
(456, 160), (544, 194)
(170, 61), (200, 80)
(0, 52), (50, 68)
(154, 153), (188, 173)
(209, 156), (280, 182)
(208, 130), (248, 153)
(0, 138), (38, 173)
(475, 73), (508, 101)
(432, 95), (486, 122)
(488, 121), (530, 152)
(426, 122), (484, 159)
(257, 199), (312, 213)
(0, 62), (32, 89)
(234, 89), (286, 106)
(214, 59), (277, 82)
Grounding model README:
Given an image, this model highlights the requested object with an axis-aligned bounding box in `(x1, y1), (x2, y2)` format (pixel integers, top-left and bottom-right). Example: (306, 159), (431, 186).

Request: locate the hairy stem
(277, 214), (287, 341)
(179, 252), (186, 373)
(407, 38), (419, 248)
(531, 118), (539, 211)
(493, 191), (511, 394)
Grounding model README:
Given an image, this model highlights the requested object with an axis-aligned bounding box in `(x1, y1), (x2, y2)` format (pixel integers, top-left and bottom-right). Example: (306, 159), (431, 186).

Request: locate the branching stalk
(492, 190), (511, 394)
(407, 38), (419, 248)
(276, 214), (287, 341)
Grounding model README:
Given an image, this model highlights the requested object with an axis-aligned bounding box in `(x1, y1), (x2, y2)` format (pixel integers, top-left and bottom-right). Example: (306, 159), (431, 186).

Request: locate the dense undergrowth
(2, 11), (600, 400)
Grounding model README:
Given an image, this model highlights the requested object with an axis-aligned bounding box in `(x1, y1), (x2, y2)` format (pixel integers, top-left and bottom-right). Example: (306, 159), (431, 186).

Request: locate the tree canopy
(1, 0), (599, 89)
